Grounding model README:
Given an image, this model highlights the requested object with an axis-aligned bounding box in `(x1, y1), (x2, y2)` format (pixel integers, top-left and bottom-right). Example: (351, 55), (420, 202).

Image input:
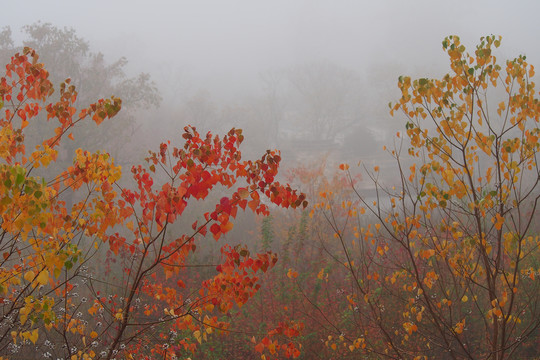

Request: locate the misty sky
(4, 0), (539, 100)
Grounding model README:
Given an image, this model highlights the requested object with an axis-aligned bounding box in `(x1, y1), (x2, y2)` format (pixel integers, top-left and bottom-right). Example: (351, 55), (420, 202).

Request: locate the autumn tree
(202, 160), (363, 360)
(0, 47), (122, 359)
(0, 48), (305, 360)
(0, 22), (160, 162)
(307, 35), (540, 359)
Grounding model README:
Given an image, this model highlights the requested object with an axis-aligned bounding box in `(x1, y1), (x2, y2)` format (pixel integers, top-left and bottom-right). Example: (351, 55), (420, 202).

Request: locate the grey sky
(2, 0), (540, 171)
(4, 0), (539, 97)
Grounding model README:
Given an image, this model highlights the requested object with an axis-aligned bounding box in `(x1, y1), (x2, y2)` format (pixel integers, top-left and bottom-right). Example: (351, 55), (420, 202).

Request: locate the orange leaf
(287, 269), (298, 279)
(238, 187), (249, 199)
(221, 221), (234, 233)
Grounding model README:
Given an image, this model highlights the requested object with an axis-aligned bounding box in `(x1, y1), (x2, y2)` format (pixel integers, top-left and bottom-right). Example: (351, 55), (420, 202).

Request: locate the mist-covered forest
(1, 2), (540, 359)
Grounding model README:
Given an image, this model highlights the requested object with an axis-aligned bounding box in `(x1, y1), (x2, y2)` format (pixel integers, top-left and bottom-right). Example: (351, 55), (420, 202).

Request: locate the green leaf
(16, 173), (25, 185)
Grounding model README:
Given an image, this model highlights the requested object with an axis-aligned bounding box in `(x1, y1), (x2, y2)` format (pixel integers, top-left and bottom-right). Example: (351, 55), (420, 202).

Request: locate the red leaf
(199, 225), (207, 236)
(255, 342), (264, 353)
(210, 223), (221, 240)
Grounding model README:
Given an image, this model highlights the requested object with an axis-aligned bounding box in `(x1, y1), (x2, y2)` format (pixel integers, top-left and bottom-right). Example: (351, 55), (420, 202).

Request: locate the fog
(2, 3), (540, 358)
(3, 0), (540, 167)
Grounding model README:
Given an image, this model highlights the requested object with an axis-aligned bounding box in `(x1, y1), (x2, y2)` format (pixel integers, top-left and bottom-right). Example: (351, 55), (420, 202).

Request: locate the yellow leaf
(20, 312), (28, 326)
(461, 295), (468, 302)
(24, 271), (35, 283)
(36, 270), (49, 286)
(193, 330), (202, 344)
(28, 329), (38, 344)
(317, 268), (325, 280)
(90, 331), (98, 339)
